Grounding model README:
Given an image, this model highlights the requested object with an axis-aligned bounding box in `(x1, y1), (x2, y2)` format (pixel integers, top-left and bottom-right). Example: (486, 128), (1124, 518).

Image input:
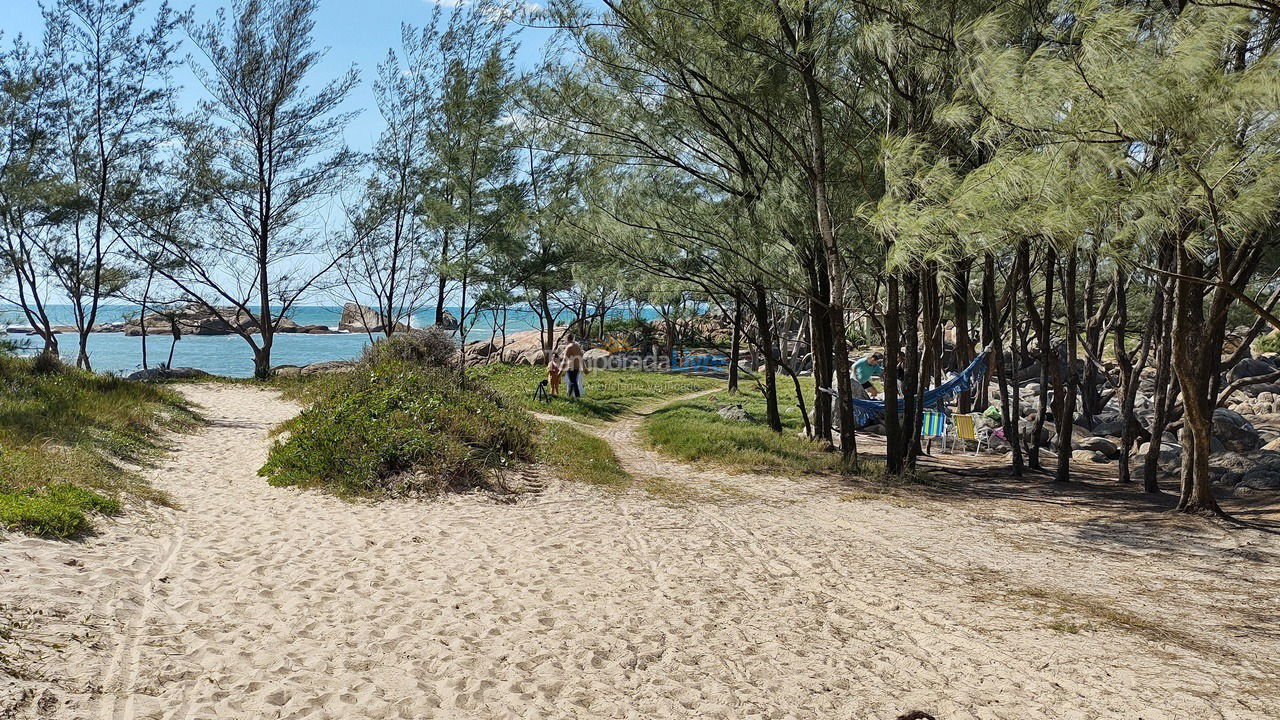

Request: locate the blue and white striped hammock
(825, 351), (990, 427)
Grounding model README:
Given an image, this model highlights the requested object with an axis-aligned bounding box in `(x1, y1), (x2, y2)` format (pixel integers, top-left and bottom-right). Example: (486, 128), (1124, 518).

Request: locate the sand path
(3, 383), (1279, 719)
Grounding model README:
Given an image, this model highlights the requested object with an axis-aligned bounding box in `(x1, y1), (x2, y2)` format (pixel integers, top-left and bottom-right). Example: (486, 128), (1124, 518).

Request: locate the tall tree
(40, 0), (183, 369)
(146, 0), (359, 379)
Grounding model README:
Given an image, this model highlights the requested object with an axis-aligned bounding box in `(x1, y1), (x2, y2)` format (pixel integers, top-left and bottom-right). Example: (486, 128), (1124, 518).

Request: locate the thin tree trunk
(954, 258), (973, 413)
(1055, 248), (1080, 484)
(753, 282), (782, 432)
(884, 267), (903, 474)
(903, 270), (922, 466)
(728, 299), (743, 394)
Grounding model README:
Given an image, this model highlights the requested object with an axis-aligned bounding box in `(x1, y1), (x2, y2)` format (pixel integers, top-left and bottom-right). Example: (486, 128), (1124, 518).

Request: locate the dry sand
(3, 383), (1279, 719)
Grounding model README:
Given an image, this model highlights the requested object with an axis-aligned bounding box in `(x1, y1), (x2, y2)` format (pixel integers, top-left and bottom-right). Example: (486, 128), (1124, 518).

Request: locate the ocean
(1, 304), (560, 378)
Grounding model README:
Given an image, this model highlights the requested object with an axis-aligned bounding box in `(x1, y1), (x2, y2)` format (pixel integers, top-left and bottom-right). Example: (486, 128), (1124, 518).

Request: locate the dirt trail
(3, 384), (1278, 719)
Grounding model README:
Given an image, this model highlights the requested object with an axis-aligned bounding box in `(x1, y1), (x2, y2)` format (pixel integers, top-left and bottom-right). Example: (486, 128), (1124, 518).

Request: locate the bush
(259, 358), (535, 497)
(29, 351), (65, 375)
(360, 327), (457, 369)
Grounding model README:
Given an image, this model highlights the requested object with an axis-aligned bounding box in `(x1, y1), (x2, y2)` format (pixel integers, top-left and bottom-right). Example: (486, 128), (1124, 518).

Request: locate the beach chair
(921, 409), (949, 454)
(952, 413), (991, 454)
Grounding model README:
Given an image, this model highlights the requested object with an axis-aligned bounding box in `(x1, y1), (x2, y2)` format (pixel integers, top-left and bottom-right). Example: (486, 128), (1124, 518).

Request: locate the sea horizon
(1, 304), (654, 378)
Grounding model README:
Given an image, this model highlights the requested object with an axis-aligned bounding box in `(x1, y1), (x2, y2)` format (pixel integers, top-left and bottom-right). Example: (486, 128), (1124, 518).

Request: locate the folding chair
(953, 413), (992, 454)
(922, 410), (950, 454)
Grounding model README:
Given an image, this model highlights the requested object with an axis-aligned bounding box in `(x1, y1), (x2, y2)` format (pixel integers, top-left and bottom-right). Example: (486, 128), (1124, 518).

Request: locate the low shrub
(360, 327), (457, 369)
(260, 359), (535, 497)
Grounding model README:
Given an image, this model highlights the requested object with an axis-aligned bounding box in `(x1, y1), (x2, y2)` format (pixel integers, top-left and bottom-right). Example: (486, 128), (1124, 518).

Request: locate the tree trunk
(1170, 246), (1224, 516)
(903, 270), (923, 466)
(987, 252), (1023, 477)
(953, 258), (973, 413)
(728, 300), (743, 394)
(753, 283), (782, 433)
(1055, 248), (1080, 484)
(884, 268), (903, 474)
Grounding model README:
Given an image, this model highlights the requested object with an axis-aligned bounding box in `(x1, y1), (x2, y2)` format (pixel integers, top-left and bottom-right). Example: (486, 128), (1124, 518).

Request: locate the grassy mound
(470, 364), (719, 421)
(641, 386), (841, 474)
(536, 421), (631, 490)
(0, 352), (193, 538)
(260, 357), (535, 497)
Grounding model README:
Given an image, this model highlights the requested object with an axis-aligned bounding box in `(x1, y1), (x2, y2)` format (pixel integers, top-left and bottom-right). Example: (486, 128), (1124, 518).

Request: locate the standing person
(547, 355), (564, 396)
(562, 339), (587, 398)
(853, 352), (885, 399)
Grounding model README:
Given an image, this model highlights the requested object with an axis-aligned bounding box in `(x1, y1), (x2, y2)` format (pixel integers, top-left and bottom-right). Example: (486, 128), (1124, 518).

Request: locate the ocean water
(0, 304), (557, 378)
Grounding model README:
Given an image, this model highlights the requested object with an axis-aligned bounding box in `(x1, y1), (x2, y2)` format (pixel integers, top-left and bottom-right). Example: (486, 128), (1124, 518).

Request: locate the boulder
(583, 348), (612, 366)
(1136, 440), (1181, 463)
(126, 366), (212, 381)
(436, 310), (460, 331)
(1212, 408), (1262, 452)
(1092, 419), (1126, 437)
(1072, 449), (1107, 464)
(1074, 436), (1119, 460)
(716, 404), (750, 422)
(273, 365), (304, 377)
(339, 303), (407, 334)
(1229, 357), (1276, 382)
(300, 360), (357, 376)
(1236, 472), (1280, 492)
(516, 349), (546, 366)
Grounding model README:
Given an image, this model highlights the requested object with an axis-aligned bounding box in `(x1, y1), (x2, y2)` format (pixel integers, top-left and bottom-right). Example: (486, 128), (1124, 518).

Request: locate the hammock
(824, 351), (990, 427)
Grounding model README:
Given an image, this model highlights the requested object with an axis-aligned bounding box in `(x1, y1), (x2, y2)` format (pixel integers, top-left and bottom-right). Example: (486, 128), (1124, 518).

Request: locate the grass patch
(640, 382), (842, 474)
(536, 421), (631, 490)
(536, 421), (752, 504)
(0, 353), (194, 538)
(260, 351), (536, 498)
(470, 364), (720, 422)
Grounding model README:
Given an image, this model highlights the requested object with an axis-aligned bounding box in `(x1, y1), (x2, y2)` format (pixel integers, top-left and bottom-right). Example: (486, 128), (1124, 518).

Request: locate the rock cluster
(119, 304), (335, 337)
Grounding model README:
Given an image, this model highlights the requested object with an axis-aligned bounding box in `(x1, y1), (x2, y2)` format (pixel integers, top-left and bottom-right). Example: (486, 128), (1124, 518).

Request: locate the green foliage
(260, 359), (535, 497)
(470, 364), (719, 422)
(0, 353), (191, 537)
(360, 327), (457, 369)
(1255, 331), (1280, 355)
(536, 421), (631, 490)
(0, 483), (119, 537)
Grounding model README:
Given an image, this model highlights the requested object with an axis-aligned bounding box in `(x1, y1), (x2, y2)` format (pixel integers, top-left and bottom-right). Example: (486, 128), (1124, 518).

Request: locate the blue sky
(2, 0), (606, 308)
(4, 0), (590, 152)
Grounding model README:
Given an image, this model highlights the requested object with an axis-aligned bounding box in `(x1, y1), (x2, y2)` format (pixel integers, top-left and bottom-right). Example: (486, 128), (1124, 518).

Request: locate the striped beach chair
(922, 410), (950, 454)
(952, 413), (991, 454)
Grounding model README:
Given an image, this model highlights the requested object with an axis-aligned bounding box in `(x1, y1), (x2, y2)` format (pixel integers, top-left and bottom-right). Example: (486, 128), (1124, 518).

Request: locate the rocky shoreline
(3, 302), (460, 338)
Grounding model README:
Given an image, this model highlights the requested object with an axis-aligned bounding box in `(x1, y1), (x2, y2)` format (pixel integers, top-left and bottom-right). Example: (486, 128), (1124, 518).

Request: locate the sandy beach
(3, 383), (1279, 719)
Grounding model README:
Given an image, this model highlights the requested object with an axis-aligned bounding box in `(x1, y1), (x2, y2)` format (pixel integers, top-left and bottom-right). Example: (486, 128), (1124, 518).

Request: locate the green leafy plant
(260, 359), (535, 497)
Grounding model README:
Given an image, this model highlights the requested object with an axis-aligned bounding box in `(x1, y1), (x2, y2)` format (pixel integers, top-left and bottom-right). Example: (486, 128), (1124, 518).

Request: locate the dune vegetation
(0, 350), (193, 537)
(260, 332), (536, 497)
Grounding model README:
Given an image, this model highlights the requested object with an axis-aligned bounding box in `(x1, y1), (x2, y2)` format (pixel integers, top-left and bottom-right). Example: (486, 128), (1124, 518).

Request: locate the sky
(3, 0), (593, 154)
(2, 0), (605, 308)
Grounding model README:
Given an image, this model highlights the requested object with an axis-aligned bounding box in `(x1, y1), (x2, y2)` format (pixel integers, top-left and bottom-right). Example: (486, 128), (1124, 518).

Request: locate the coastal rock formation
(122, 304), (290, 337)
(339, 303), (409, 334)
(461, 328), (561, 366)
(437, 310), (459, 331)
